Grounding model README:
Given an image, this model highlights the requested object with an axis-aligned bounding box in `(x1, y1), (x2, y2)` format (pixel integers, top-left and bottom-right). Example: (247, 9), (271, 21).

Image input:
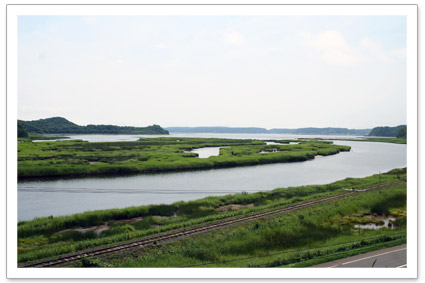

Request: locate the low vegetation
(18, 168), (406, 267)
(17, 137), (350, 179)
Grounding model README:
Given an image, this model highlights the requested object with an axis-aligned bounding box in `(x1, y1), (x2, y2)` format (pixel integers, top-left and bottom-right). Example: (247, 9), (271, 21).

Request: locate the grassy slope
(17, 138), (350, 179)
(18, 168), (406, 266)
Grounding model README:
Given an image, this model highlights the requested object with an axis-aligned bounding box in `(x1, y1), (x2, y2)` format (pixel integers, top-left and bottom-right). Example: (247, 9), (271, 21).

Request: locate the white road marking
(396, 264), (407, 268)
(340, 248), (407, 265)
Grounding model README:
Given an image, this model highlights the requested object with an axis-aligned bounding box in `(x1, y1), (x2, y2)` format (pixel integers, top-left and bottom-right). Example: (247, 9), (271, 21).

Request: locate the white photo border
(6, 3), (418, 279)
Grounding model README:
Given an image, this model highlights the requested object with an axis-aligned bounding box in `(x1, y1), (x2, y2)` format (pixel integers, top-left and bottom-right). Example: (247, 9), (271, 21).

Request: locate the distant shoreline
(165, 126), (371, 136)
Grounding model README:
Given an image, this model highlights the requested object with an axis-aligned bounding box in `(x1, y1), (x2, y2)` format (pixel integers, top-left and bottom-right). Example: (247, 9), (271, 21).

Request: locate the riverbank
(18, 139), (406, 221)
(18, 168), (406, 266)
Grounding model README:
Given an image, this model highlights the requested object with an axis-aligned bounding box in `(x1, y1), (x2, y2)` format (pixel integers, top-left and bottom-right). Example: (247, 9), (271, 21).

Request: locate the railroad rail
(21, 179), (405, 268)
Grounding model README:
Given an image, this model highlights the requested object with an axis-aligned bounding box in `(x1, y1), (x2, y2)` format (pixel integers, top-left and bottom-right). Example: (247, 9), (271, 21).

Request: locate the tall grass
(109, 182), (406, 268)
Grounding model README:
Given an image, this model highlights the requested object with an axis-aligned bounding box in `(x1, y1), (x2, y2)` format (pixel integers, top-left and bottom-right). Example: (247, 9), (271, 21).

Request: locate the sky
(17, 15), (407, 129)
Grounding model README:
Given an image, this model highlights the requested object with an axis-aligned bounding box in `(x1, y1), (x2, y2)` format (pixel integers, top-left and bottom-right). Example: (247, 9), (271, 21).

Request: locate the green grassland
(18, 137), (350, 179)
(18, 168), (406, 266)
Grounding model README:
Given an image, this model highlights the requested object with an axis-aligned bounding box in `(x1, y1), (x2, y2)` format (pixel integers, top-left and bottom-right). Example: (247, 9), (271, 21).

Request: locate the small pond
(187, 147), (229, 158)
(354, 216), (396, 230)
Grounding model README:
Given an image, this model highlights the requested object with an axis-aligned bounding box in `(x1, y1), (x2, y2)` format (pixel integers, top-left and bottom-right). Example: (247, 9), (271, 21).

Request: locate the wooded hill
(18, 117), (169, 135)
(368, 125), (407, 138)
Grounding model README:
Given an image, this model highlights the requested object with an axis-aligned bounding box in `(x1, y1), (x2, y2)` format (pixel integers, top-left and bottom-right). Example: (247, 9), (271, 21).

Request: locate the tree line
(18, 117), (169, 136)
(368, 125), (407, 138)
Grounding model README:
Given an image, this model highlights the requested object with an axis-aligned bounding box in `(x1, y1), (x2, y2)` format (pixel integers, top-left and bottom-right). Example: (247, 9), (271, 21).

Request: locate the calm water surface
(18, 134), (406, 221)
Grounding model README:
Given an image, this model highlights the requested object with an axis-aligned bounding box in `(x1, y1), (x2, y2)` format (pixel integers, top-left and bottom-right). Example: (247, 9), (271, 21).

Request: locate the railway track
(21, 179), (405, 268)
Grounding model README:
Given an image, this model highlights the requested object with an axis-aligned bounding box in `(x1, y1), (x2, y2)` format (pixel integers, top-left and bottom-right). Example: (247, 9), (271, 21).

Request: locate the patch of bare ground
(54, 223), (109, 236)
(216, 203), (254, 212)
(53, 217), (147, 236)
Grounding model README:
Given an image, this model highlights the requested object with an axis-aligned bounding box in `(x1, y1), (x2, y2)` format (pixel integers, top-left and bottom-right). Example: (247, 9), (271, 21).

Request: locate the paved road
(313, 244), (407, 268)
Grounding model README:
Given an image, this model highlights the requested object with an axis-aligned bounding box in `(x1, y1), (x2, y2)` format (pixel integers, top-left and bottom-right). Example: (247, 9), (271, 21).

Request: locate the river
(18, 134), (406, 221)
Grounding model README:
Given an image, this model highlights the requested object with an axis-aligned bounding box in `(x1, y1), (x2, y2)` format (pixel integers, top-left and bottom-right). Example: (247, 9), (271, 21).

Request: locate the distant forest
(18, 117), (169, 136)
(368, 125), (407, 138)
(17, 117), (406, 138)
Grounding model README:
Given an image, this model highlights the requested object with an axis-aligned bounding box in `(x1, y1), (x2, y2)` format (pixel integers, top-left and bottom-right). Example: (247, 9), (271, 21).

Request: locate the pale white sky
(18, 15), (406, 129)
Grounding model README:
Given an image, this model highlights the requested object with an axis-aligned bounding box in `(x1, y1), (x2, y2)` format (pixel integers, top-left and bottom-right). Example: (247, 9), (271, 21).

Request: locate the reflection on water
(18, 134), (406, 221)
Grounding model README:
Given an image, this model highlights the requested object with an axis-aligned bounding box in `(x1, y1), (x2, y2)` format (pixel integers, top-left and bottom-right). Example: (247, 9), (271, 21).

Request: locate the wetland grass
(18, 137), (350, 179)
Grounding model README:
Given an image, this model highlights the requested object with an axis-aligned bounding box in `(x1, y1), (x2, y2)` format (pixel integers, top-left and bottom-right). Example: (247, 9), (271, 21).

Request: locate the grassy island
(18, 137), (350, 179)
